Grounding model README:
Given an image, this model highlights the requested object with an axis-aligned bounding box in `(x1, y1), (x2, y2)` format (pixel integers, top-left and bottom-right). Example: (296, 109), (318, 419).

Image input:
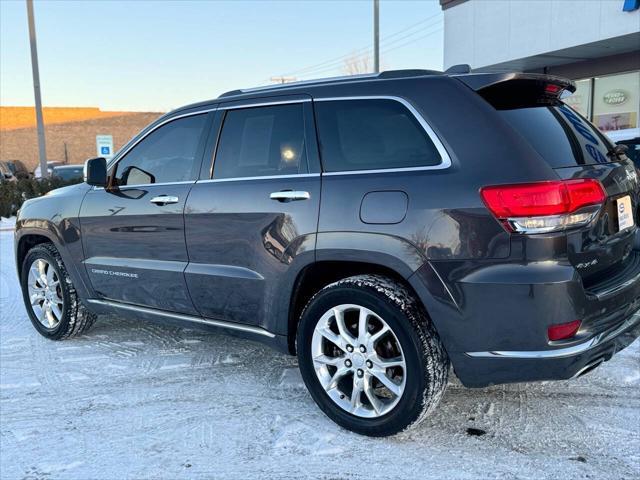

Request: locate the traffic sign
(96, 135), (114, 160)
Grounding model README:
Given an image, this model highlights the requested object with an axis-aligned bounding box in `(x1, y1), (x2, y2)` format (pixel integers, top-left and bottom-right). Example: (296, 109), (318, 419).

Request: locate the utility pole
(270, 76), (297, 84)
(373, 0), (380, 73)
(26, 0), (48, 177)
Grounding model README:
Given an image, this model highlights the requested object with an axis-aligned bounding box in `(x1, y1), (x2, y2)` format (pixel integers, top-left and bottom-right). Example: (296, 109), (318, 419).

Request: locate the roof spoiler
(444, 64), (472, 74)
(456, 72), (576, 109)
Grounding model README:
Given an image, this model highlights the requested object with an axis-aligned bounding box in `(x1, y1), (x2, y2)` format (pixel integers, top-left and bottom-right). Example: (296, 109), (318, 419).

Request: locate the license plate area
(616, 195), (634, 232)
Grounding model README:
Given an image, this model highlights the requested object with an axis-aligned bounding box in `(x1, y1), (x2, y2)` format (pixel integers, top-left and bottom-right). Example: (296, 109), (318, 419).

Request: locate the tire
(20, 243), (96, 340)
(297, 274), (449, 437)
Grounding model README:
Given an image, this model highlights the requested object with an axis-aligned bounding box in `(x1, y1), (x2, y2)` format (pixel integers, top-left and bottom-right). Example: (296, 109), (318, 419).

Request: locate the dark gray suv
(15, 70), (640, 436)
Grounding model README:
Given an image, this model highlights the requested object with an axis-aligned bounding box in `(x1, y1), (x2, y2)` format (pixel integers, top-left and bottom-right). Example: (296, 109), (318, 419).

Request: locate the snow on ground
(1, 229), (639, 480)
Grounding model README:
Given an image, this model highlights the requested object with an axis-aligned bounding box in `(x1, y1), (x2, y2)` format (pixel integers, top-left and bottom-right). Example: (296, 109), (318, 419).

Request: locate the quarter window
(114, 114), (207, 186)
(314, 99), (442, 172)
(213, 104), (307, 179)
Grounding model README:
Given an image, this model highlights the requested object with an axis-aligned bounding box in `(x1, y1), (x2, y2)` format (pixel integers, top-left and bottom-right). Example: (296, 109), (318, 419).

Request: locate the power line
(296, 24), (443, 80)
(283, 15), (441, 78)
(287, 17), (442, 80)
(380, 27), (443, 56)
(276, 12), (442, 78)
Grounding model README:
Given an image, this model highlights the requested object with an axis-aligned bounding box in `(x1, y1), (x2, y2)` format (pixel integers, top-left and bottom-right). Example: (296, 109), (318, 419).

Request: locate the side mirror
(84, 157), (107, 187)
(121, 166), (155, 186)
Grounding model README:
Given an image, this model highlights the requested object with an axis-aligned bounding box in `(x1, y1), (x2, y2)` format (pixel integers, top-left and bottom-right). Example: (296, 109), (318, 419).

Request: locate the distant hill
(0, 107), (163, 170)
(0, 107), (158, 131)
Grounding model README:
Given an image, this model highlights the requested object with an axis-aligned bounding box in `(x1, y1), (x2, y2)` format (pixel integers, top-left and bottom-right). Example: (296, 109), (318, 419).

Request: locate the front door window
(113, 114), (208, 186)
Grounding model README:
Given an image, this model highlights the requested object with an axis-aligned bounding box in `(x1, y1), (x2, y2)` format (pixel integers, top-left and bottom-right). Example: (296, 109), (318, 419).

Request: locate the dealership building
(440, 0), (640, 141)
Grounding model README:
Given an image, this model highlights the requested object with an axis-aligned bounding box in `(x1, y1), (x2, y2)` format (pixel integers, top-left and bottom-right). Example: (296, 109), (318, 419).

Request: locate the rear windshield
(498, 104), (614, 168)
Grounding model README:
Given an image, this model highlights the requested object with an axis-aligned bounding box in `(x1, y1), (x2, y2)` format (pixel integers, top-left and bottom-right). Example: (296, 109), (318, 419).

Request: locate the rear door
(184, 96), (321, 331)
(80, 112), (212, 314)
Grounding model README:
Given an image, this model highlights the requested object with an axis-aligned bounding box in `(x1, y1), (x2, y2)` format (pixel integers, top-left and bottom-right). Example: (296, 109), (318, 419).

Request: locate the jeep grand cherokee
(15, 69), (640, 436)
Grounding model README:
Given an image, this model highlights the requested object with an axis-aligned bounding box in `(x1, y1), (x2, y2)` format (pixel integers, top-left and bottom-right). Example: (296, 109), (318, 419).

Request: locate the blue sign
(100, 146), (110, 155)
(623, 0), (640, 12)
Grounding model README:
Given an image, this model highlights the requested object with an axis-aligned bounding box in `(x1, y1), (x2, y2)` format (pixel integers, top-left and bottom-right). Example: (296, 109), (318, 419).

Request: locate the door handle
(150, 195), (179, 205)
(269, 191), (310, 202)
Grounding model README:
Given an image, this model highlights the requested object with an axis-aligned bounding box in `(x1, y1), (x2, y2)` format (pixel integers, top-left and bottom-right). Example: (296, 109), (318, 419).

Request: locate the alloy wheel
(310, 304), (407, 418)
(27, 258), (64, 329)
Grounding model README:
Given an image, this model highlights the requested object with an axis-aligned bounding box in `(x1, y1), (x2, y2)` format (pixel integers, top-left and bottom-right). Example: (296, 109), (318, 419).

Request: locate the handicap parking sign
(96, 135), (114, 160)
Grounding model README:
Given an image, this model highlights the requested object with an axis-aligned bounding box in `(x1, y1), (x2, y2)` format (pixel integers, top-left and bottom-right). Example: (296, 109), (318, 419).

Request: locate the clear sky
(0, 0), (443, 112)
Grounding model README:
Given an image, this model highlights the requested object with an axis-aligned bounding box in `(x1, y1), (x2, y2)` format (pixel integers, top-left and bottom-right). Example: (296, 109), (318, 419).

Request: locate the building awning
(476, 32), (640, 74)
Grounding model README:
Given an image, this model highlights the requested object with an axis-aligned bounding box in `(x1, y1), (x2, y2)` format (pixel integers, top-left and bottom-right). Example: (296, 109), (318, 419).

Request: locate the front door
(184, 98), (321, 331)
(80, 112), (211, 314)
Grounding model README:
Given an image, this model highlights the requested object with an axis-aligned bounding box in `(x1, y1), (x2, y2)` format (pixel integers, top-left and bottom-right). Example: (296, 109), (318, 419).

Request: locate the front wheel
(297, 274), (449, 437)
(20, 243), (96, 340)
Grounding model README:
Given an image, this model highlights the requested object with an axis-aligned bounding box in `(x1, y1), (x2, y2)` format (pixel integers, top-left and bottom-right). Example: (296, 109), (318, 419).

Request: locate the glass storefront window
(593, 71), (640, 132)
(563, 79), (591, 118)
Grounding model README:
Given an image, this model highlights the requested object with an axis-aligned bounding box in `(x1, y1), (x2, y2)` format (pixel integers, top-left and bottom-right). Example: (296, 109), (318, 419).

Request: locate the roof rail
(218, 69), (443, 99)
(218, 73), (378, 98)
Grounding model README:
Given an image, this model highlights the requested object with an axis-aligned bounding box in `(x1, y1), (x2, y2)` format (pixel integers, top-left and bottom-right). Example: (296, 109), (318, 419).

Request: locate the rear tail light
(548, 320), (581, 341)
(480, 179), (606, 234)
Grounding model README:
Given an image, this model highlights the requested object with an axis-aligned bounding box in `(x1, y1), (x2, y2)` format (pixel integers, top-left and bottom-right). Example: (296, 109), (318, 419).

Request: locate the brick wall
(0, 107), (162, 171)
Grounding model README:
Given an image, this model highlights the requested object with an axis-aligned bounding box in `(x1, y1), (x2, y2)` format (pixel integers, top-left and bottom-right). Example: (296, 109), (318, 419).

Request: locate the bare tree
(343, 52), (372, 75)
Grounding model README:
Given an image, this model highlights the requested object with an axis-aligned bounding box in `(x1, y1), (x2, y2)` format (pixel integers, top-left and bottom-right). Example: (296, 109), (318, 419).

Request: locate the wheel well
(287, 261), (417, 354)
(17, 234), (52, 274)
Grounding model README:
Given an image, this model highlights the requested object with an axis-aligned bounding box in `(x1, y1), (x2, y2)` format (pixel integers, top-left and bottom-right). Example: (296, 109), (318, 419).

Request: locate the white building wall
(444, 0), (640, 69)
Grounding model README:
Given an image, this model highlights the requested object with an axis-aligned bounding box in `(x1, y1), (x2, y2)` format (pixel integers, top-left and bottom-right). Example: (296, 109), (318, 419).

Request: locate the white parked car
(605, 127), (639, 144)
(33, 161), (64, 179)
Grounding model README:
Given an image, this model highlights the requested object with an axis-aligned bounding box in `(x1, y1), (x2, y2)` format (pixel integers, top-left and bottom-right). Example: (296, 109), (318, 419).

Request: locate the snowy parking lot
(1, 226), (639, 480)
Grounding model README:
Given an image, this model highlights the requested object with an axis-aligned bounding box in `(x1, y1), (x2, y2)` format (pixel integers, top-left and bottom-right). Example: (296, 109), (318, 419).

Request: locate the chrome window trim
(86, 299), (276, 338)
(96, 108), (216, 191)
(208, 99), (312, 182)
(100, 95), (452, 189)
(219, 98), (311, 110)
(197, 173), (320, 184)
(105, 107), (218, 170)
(314, 95), (452, 175)
(323, 165), (448, 176)
(92, 180), (196, 191)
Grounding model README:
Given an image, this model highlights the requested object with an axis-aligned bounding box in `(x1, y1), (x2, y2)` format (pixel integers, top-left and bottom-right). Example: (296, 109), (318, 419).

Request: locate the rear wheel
(297, 274), (449, 436)
(20, 243), (96, 340)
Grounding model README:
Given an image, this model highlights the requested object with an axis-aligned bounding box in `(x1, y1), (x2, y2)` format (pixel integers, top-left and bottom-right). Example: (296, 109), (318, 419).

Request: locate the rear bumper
(409, 256), (640, 388)
(466, 308), (640, 359)
(454, 307), (640, 387)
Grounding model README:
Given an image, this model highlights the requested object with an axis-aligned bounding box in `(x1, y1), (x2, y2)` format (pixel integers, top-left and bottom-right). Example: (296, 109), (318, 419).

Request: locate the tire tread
(299, 274), (449, 435)
(22, 243), (96, 340)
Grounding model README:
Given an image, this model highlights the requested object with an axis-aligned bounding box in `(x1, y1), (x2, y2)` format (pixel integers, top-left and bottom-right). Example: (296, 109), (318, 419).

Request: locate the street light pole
(26, 0), (48, 178)
(373, 0), (379, 73)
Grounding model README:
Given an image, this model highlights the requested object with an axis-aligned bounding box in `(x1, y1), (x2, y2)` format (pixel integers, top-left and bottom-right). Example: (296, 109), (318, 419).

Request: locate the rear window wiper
(606, 143), (628, 159)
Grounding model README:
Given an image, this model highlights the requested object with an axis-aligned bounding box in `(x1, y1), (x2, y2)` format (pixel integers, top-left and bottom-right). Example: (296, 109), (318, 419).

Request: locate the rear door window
(314, 99), (442, 172)
(213, 104), (307, 179)
(498, 105), (614, 167)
